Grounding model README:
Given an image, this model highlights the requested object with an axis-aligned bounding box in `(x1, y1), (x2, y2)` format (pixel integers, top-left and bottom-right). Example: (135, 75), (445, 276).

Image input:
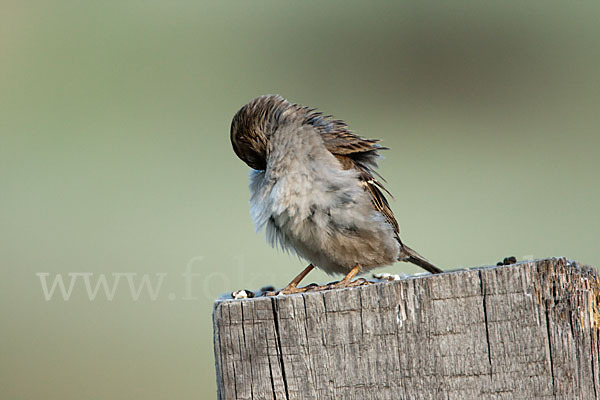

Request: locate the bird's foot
(301, 277), (371, 292)
(265, 283), (319, 296)
(266, 279), (372, 296)
(264, 264), (372, 295)
(330, 277), (370, 289)
(304, 264), (370, 292)
(264, 264), (316, 296)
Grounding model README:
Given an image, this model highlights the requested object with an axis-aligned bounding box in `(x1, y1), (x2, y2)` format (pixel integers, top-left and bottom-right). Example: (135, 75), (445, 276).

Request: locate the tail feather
(400, 243), (443, 274)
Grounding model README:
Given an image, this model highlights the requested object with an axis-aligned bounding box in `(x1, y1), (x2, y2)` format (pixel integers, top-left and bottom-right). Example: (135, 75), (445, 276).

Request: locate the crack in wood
(594, 329), (600, 398)
(479, 270), (493, 378)
(227, 305), (239, 400)
(592, 331), (598, 399)
(239, 303), (254, 399)
(271, 298), (290, 400)
(545, 299), (556, 396)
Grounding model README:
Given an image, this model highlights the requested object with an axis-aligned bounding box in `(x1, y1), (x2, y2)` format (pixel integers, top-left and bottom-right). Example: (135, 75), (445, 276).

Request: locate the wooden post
(213, 258), (600, 399)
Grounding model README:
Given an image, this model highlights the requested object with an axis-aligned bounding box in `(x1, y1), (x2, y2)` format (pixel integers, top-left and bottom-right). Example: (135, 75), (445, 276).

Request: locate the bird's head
(230, 94), (298, 171)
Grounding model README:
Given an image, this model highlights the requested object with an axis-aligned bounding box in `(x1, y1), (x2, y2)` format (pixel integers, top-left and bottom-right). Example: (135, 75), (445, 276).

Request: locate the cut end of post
(213, 258), (600, 400)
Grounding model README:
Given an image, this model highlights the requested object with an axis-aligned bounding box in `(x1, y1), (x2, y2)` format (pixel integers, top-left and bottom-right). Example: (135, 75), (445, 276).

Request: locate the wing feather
(302, 111), (400, 235)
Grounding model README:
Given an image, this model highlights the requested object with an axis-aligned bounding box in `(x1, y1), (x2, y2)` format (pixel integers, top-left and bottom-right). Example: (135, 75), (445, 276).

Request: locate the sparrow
(230, 95), (442, 294)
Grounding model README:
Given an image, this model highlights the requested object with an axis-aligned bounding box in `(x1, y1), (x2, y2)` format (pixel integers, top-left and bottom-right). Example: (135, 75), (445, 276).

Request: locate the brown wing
(336, 154), (400, 234)
(302, 111), (400, 235)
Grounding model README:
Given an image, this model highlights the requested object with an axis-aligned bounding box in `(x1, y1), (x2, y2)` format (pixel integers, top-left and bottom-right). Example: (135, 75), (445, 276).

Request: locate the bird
(230, 95), (442, 294)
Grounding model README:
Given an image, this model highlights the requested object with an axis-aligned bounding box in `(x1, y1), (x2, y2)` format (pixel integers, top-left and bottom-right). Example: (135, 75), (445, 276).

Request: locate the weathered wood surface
(213, 258), (600, 399)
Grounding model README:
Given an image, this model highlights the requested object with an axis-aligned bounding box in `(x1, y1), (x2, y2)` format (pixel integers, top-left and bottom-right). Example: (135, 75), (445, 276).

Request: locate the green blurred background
(1, 1), (599, 398)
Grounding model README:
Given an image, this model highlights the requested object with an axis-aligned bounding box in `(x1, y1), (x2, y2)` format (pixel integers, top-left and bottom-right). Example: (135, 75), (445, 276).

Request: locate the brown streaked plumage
(231, 95), (442, 294)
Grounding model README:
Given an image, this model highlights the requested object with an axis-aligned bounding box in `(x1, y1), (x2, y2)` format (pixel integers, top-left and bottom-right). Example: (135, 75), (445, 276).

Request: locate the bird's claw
(264, 279), (371, 296)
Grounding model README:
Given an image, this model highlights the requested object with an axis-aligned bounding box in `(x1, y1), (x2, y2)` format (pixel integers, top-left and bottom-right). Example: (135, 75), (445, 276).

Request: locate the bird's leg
(282, 264), (315, 292)
(331, 264), (365, 288)
(269, 264), (315, 295)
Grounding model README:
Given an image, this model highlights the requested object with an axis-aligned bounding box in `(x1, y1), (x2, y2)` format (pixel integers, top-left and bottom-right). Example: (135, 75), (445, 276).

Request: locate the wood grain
(213, 258), (600, 399)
